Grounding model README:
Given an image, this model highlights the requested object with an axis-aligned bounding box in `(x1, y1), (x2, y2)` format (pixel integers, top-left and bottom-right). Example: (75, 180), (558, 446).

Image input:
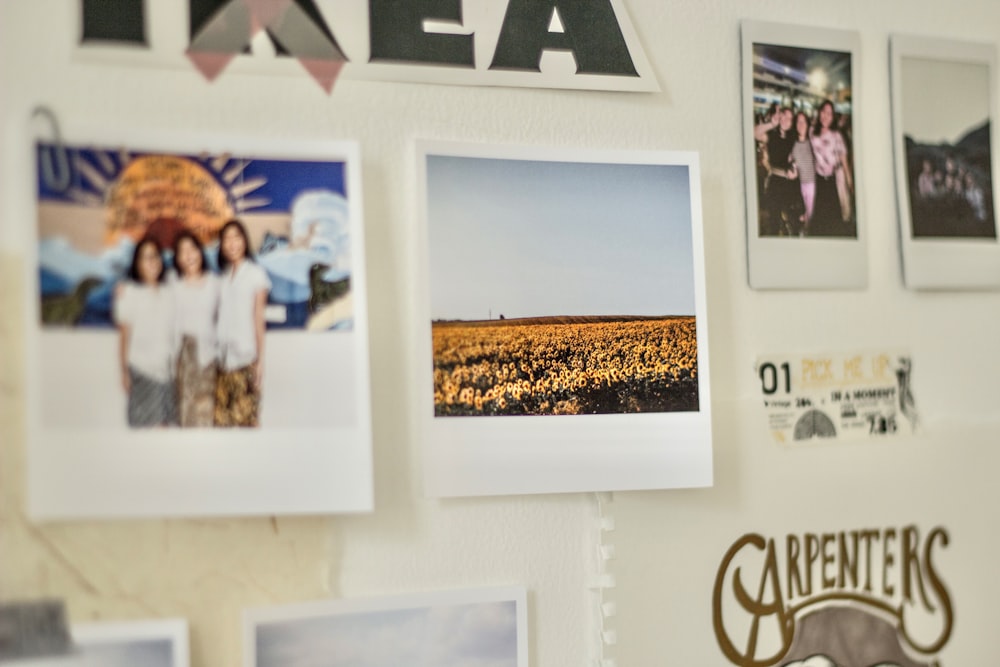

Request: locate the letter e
(369, 0), (474, 66)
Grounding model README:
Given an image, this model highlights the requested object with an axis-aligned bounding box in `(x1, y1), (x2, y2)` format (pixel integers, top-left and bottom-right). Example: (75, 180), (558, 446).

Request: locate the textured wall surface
(2, 1), (1000, 666)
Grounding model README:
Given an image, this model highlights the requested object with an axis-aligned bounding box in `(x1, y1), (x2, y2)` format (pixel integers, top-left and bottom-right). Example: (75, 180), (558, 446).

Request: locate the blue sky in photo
(427, 155), (696, 320)
(61, 639), (173, 667)
(256, 600), (518, 667)
(901, 58), (990, 144)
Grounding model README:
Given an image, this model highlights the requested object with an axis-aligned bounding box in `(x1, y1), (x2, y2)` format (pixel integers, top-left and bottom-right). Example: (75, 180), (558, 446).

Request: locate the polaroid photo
(415, 141), (712, 497)
(23, 125), (372, 518)
(890, 35), (1000, 289)
(742, 21), (867, 289)
(16, 619), (188, 667)
(244, 588), (528, 667)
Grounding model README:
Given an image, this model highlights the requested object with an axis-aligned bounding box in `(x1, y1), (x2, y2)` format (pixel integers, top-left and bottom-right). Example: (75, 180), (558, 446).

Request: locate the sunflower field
(431, 317), (699, 417)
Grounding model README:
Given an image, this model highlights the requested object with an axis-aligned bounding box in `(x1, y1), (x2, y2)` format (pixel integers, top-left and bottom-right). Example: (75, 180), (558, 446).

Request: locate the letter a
(489, 0), (639, 76)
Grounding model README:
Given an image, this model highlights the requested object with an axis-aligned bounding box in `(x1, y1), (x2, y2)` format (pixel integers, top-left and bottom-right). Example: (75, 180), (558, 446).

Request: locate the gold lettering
(843, 356), (863, 380)
(872, 354), (891, 379)
(821, 533), (836, 589)
(786, 535), (805, 599)
(838, 531), (859, 589)
(860, 529), (879, 592)
(901, 525), (928, 606)
(900, 527), (953, 654)
(804, 534), (820, 595)
(716, 526), (954, 665)
(883, 528), (897, 596)
(712, 534), (793, 667)
(803, 359), (833, 383)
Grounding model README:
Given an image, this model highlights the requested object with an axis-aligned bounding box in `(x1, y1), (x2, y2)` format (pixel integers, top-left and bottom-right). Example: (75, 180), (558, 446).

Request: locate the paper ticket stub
(755, 351), (918, 444)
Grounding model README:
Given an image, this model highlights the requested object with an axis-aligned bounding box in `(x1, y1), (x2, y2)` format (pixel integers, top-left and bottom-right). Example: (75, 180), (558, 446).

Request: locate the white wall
(1, 1), (999, 665)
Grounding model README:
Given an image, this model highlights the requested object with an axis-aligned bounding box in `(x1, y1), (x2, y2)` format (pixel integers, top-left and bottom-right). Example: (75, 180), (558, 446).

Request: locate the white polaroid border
(741, 21), (867, 290)
(243, 587), (528, 667)
(22, 123), (373, 519)
(414, 141), (712, 498)
(890, 35), (1000, 289)
(20, 619), (188, 667)
(72, 1), (659, 93)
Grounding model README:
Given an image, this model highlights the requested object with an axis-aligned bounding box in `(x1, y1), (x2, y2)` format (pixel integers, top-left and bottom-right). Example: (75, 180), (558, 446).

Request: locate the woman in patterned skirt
(114, 237), (177, 427)
(172, 230), (219, 427)
(214, 219), (271, 427)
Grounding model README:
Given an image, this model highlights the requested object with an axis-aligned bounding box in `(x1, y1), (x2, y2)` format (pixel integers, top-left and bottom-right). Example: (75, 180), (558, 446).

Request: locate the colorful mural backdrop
(37, 142), (352, 332)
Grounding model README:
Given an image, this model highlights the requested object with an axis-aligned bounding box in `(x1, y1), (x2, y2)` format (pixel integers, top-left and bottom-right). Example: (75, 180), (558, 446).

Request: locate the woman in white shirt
(172, 230), (220, 427)
(809, 100), (854, 237)
(214, 219), (271, 427)
(114, 237), (177, 427)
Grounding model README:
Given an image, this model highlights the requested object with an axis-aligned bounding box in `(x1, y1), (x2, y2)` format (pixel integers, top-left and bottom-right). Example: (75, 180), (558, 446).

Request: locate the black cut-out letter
(81, 0), (146, 45)
(369, 0), (474, 66)
(490, 0), (638, 76)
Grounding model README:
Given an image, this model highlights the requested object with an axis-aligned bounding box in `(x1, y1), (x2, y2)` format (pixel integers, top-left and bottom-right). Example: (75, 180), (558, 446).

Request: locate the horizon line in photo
(431, 313), (695, 325)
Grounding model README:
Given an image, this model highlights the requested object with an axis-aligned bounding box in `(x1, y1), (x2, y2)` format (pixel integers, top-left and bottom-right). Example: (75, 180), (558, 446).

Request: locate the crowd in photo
(114, 219), (271, 429)
(913, 156), (989, 222)
(754, 99), (856, 238)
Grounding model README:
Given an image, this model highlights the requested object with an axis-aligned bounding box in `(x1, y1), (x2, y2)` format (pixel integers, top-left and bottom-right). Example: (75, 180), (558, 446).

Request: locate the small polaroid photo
(741, 21), (867, 289)
(243, 588), (528, 667)
(15, 619), (188, 667)
(890, 35), (1000, 289)
(22, 123), (373, 519)
(414, 141), (712, 498)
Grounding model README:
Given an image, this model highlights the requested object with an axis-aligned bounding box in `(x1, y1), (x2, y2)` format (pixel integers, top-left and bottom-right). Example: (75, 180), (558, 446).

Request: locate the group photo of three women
(754, 99), (857, 238)
(114, 218), (272, 429)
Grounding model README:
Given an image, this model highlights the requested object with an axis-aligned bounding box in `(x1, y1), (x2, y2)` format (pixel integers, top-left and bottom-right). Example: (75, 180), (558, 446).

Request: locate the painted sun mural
(61, 147), (270, 248)
(36, 141), (352, 331)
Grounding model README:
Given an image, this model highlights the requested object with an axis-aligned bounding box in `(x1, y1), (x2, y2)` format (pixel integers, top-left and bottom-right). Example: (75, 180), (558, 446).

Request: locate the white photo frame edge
(17, 618), (190, 667)
(73, 618), (190, 667)
(413, 140), (713, 498)
(741, 20), (868, 290)
(242, 586), (529, 667)
(22, 121), (374, 519)
(889, 34), (1000, 290)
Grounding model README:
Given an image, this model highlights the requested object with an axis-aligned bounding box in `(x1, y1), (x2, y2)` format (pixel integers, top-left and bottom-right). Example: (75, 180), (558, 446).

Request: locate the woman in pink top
(809, 100), (855, 237)
(790, 111), (817, 235)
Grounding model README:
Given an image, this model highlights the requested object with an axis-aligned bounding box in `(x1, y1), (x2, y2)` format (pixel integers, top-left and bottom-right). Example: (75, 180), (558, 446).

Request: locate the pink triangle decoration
(243, 0), (294, 36)
(298, 58), (345, 94)
(186, 0), (346, 93)
(186, 51), (236, 81)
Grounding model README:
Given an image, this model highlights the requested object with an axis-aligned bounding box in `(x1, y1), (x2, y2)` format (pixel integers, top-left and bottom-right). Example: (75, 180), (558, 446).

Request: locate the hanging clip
(32, 106), (71, 193)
